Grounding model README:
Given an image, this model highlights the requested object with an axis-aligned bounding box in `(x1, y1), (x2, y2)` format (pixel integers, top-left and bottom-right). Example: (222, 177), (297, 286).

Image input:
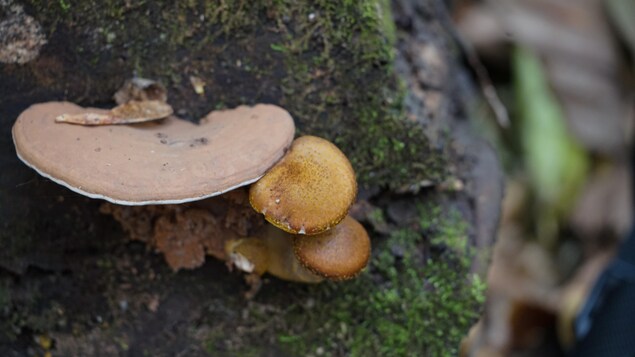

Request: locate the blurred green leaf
(513, 46), (589, 216)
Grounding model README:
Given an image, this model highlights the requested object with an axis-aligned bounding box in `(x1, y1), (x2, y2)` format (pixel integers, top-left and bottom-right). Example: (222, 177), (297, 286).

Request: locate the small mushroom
(293, 216), (371, 280)
(12, 102), (295, 205)
(226, 225), (324, 284)
(226, 215), (371, 284)
(249, 135), (357, 235)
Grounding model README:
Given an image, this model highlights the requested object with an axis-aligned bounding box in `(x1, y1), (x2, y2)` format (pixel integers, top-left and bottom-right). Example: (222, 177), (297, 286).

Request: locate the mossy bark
(0, 0), (502, 356)
(2, 0), (445, 188)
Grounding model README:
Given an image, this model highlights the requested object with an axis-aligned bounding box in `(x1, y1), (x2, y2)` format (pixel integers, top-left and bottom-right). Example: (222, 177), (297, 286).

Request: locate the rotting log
(0, 1), (503, 355)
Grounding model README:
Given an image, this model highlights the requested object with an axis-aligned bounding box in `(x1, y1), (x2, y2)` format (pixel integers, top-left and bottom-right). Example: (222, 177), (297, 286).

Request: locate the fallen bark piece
(54, 100), (173, 125)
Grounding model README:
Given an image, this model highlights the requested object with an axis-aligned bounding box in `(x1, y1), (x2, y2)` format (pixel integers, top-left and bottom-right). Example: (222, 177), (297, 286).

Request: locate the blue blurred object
(571, 169), (635, 356)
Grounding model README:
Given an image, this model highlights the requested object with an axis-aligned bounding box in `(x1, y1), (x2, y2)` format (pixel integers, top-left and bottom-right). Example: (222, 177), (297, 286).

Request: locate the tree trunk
(0, 0), (503, 355)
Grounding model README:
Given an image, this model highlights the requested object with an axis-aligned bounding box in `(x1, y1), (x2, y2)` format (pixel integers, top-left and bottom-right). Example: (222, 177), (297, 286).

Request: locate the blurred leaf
(513, 46), (589, 217)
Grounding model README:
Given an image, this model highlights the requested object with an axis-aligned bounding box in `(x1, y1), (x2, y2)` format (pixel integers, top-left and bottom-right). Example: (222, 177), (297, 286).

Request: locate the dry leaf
(55, 100), (173, 125)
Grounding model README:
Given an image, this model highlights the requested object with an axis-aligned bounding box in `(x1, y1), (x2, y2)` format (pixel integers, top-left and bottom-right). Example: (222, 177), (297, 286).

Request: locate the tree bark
(0, 1), (503, 355)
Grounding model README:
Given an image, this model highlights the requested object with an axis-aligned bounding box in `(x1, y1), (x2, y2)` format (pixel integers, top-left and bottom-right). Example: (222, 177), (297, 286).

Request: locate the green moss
(217, 203), (484, 357)
(0, 277), (36, 342)
(419, 203), (473, 266)
(368, 207), (388, 229)
(0, 274), (78, 343)
(268, 0), (445, 187)
(15, 0), (444, 189)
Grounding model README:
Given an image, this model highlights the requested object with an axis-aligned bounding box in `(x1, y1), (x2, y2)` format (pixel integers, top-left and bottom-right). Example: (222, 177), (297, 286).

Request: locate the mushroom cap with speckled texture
(12, 102), (295, 205)
(249, 135), (357, 235)
(293, 216), (370, 280)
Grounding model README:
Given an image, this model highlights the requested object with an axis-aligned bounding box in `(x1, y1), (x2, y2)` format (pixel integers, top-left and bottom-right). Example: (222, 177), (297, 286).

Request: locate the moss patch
(8, 0), (445, 188)
(268, 0), (445, 187)
(210, 201), (485, 356)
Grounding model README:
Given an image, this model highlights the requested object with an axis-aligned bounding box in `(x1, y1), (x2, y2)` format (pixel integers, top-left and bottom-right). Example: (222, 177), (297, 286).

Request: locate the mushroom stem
(225, 226), (324, 284)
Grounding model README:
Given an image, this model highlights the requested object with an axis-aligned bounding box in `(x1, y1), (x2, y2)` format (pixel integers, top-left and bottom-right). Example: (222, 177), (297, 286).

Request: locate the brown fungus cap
(249, 135), (357, 235)
(12, 102), (295, 205)
(293, 216), (371, 280)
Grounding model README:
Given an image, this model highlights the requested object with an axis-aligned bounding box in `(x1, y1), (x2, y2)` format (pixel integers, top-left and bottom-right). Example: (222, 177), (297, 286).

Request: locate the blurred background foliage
(453, 0), (634, 355)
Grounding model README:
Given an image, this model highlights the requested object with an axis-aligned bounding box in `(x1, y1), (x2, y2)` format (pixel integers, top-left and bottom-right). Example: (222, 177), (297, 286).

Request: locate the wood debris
(55, 100), (173, 125)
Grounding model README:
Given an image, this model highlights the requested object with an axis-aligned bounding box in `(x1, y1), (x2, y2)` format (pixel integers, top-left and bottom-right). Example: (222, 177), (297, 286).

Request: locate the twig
(435, 1), (510, 128)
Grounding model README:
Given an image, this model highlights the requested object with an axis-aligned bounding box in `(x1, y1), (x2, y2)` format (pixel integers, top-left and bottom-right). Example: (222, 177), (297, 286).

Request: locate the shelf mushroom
(12, 101), (295, 271)
(12, 102), (295, 205)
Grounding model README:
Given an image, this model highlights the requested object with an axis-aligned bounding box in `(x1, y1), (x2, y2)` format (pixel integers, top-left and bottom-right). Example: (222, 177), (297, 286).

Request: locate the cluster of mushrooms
(11, 80), (370, 294)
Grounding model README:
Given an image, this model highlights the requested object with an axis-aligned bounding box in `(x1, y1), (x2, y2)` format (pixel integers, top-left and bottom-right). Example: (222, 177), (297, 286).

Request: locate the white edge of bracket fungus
(15, 145), (263, 206)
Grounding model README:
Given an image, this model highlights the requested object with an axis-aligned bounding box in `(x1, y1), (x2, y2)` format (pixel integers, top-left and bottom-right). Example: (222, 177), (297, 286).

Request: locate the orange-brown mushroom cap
(293, 216), (371, 280)
(12, 102), (295, 205)
(249, 135), (357, 235)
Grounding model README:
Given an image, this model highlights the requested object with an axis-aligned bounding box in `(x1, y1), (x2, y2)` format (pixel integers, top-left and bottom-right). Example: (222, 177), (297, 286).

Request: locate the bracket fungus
(12, 102), (294, 205)
(249, 135), (357, 235)
(12, 101), (294, 271)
